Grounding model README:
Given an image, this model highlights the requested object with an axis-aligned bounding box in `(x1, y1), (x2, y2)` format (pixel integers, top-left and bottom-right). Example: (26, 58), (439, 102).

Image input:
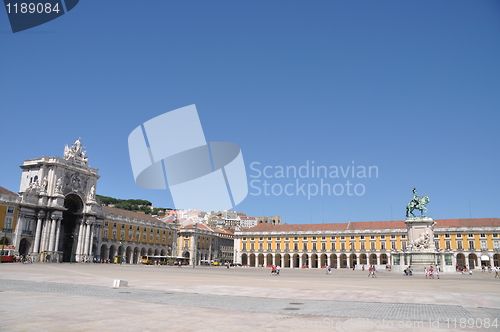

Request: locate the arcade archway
(60, 194), (83, 262)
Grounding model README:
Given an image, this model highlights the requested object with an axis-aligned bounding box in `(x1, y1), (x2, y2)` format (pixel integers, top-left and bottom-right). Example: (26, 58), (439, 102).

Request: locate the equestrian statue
(406, 188), (430, 218)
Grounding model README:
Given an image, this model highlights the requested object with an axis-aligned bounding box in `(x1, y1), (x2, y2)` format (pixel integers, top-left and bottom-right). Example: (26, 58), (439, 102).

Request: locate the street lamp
(120, 235), (124, 264)
(167, 246), (172, 266)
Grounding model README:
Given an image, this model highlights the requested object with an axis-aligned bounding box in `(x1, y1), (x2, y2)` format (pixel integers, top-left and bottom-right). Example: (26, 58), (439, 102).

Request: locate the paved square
(1, 264), (499, 331)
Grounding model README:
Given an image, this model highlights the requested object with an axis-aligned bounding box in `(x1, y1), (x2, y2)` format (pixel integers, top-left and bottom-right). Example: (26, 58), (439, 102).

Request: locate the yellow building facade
(234, 218), (500, 272)
(98, 206), (177, 264)
(177, 222), (234, 265)
(0, 186), (20, 249)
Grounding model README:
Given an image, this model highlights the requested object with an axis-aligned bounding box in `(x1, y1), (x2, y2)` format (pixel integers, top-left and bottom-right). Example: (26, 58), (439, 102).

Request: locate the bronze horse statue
(406, 195), (430, 217)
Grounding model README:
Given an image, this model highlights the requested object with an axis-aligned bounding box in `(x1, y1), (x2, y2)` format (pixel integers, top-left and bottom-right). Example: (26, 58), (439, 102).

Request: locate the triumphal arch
(15, 138), (103, 262)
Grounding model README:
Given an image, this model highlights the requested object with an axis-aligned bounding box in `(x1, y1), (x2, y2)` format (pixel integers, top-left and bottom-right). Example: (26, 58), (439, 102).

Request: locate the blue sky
(1, 1), (499, 224)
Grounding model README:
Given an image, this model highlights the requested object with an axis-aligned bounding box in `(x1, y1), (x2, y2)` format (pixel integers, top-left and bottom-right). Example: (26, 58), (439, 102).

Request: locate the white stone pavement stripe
(0, 279), (475, 322)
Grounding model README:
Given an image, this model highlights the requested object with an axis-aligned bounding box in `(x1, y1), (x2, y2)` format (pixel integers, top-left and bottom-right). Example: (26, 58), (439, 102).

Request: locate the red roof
(183, 222), (215, 232)
(0, 186), (18, 196)
(103, 206), (161, 223)
(242, 218), (500, 232)
(245, 222), (347, 232)
(434, 218), (500, 228)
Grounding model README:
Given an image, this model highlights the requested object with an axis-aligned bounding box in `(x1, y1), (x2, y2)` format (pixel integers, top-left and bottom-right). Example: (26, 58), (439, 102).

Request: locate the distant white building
(240, 216), (257, 228)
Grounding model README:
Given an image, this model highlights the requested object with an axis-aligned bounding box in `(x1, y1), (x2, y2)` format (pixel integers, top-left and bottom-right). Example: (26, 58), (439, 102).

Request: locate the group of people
(403, 266), (413, 276)
(456, 264), (472, 274)
(481, 265), (495, 274)
(423, 265), (440, 279)
(480, 265), (500, 278)
(12, 254), (34, 263)
(270, 265), (281, 275)
(368, 265), (377, 277)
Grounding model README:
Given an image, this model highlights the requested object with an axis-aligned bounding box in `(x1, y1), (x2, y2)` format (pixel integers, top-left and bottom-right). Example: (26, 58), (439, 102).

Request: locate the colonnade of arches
(240, 253), (390, 268)
(99, 244), (167, 264)
(455, 253), (499, 269)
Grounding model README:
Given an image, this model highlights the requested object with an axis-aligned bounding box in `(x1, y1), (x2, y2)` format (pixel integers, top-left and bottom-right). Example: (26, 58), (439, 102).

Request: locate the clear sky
(1, 1), (499, 224)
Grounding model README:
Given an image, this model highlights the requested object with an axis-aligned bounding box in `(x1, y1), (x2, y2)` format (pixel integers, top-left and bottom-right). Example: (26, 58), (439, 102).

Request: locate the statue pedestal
(405, 217), (435, 251)
(408, 252), (437, 266)
(404, 217), (439, 272)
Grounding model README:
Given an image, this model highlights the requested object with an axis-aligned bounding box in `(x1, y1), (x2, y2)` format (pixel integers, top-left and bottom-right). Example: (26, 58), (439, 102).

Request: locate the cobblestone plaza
(1, 263), (499, 331)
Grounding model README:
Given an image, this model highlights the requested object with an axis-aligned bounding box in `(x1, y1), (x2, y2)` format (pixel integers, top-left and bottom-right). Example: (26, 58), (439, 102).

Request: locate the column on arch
(13, 213), (25, 250)
(40, 218), (49, 252)
(83, 223), (90, 256)
(48, 215), (57, 252)
(54, 218), (62, 252)
(75, 219), (85, 260)
(86, 223), (95, 257)
(33, 212), (45, 253)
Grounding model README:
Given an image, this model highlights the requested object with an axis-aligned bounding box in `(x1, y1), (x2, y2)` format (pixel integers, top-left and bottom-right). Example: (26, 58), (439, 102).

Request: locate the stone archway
(311, 254), (318, 268)
(109, 245), (117, 261)
(126, 246), (133, 264)
(293, 254), (300, 268)
(275, 254), (282, 266)
(360, 254), (368, 265)
(266, 254), (273, 266)
(249, 254), (256, 266)
(468, 253), (477, 269)
(60, 194), (83, 262)
(133, 247), (139, 264)
(91, 243), (97, 261)
(330, 254), (337, 268)
(369, 254), (377, 265)
(284, 254), (290, 268)
(301, 254), (309, 267)
(457, 253), (466, 268)
(320, 254), (328, 267)
(241, 253), (248, 265)
(257, 254), (264, 267)
(380, 254), (388, 265)
(340, 254), (347, 268)
(19, 238), (30, 256)
(349, 254), (357, 268)
(100, 244), (108, 262)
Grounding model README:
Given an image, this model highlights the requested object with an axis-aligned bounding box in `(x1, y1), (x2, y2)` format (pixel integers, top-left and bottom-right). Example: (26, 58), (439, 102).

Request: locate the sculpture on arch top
(64, 138), (88, 164)
(406, 188), (430, 218)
